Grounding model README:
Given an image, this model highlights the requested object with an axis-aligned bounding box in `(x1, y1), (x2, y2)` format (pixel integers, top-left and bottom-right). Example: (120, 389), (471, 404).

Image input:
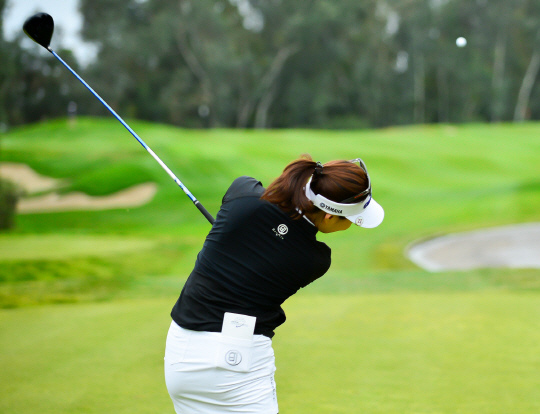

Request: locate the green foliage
(0, 178), (20, 230)
(0, 43), (85, 127)
(6, 0), (540, 128)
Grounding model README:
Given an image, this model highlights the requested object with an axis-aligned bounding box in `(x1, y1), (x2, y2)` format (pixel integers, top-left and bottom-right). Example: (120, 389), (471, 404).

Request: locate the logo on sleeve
(272, 224), (288, 239)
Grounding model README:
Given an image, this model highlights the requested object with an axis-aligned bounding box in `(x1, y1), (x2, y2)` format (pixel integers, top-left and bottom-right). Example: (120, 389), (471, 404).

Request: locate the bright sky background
(3, 0), (97, 66)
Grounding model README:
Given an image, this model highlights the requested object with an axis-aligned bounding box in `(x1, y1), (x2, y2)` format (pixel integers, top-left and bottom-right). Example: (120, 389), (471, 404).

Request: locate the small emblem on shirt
(225, 350), (242, 366)
(273, 224), (288, 239)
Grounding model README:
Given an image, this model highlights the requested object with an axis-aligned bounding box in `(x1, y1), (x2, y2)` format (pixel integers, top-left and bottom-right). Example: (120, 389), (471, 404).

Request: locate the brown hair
(261, 154), (369, 219)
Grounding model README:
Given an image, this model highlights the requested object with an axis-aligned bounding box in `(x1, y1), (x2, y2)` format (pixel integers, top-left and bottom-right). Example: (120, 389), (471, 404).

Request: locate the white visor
(304, 176), (384, 228)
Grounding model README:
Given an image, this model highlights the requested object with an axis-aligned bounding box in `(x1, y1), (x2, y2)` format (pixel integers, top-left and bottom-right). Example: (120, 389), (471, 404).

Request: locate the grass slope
(1, 117), (540, 304)
(1, 118), (540, 413)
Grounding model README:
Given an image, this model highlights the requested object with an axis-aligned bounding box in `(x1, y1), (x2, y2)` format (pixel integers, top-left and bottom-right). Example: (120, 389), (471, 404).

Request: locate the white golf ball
(456, 37), (467, 47)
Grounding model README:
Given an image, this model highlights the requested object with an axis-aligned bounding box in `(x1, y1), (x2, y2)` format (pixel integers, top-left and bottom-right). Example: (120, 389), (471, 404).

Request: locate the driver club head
(23, 12), (54, 49)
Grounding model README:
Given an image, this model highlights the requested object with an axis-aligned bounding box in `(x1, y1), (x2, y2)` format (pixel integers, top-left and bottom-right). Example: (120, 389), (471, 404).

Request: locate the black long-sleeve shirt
(171, 176), (331, 338)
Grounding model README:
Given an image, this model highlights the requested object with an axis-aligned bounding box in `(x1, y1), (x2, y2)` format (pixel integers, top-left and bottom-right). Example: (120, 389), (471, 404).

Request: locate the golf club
(22, 12), (215, 225)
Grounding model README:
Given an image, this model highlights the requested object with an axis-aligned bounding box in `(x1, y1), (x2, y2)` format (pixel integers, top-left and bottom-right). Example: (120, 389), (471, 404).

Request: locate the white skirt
(164, 321), (278, 414)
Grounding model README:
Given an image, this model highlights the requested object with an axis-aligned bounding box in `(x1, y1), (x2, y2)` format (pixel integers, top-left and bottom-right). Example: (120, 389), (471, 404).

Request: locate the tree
(66, 0), (540, 128)
(514, 29), (540, 121)
(0, 0), (13, 127)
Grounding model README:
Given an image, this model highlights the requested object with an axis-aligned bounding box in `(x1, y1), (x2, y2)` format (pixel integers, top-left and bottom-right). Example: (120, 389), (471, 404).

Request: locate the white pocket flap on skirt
(215, 335), (254, 373)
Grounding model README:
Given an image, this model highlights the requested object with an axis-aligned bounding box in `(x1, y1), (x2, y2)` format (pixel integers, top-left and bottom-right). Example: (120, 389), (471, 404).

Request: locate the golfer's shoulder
(222, 176), (265, 203)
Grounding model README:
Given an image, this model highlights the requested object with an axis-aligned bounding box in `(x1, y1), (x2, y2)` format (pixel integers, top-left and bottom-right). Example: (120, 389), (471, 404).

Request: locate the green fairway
(1, 118), (540, 413)
(1, 292), (539, 414)
(277, 291), (540, 413)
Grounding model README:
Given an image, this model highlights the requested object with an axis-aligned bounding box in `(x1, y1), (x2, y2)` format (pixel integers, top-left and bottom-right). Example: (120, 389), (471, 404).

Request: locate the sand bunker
(17, 183), (157, 213)
(0, 162), (157, 213)
(0, 162), (65, 193)
(407, 223), (540, 271)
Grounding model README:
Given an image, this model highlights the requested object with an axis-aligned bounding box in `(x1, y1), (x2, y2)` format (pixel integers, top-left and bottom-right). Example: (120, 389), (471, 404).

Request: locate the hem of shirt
(171, 317), (275, 339)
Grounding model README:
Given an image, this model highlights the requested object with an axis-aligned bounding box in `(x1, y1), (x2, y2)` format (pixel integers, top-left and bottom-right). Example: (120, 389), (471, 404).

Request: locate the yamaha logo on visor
(319, 202), (343, 214)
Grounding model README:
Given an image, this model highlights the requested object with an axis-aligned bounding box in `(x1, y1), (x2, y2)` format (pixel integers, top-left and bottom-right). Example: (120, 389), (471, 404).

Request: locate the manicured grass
(277, 291), (540, 414)
(1, 292), (539, 414)
(4, 119), (540, 240)
(0, 299), (173, 414)
(1, 118), (540, 413)
(3, 119), (540, 262)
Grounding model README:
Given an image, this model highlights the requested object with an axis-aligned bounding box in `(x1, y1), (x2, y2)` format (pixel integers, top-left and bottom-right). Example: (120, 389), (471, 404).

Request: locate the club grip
(195, 201), (215, 225)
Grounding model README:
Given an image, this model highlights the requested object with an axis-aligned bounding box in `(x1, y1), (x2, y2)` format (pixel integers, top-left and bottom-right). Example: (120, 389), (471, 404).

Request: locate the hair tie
(314, 162), (324, 177)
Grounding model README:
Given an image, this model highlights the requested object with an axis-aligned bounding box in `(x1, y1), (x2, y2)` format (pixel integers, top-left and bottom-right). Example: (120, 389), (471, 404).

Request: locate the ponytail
(261, 154), (368, 219)
(261, 154), (318, 219)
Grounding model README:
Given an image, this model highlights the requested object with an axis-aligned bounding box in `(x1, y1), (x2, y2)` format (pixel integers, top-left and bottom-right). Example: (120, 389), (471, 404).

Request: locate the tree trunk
(437, 65), (449, 123)
(175, 1), (216, 126)
(0, 81), (8, 126)
(248, 44), (300, 128)
(413, 51), (425, 123)
(514, 30), (540, 122)
(254, 84), (277, 129)
(491, 30), (507, 122)
(236, 69), (255, 128)
(237, 98), (255, 128)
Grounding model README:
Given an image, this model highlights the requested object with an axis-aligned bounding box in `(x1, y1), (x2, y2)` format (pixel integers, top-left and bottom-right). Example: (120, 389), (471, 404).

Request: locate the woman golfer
(164, 155), (384, 413)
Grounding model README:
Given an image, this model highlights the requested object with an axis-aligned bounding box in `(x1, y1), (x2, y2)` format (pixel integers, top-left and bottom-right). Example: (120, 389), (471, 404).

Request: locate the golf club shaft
(47, 48), (215, 225)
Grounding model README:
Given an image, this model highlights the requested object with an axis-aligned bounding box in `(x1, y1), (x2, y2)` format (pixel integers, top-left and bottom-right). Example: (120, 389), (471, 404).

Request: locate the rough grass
(0, 234), (198, 307)
(0, 234), (158, 261)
